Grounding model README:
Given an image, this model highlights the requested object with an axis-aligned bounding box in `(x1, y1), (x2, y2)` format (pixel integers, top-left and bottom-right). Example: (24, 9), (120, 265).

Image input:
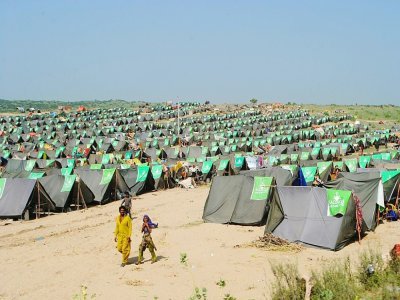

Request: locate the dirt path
(0, 186), (399, 300)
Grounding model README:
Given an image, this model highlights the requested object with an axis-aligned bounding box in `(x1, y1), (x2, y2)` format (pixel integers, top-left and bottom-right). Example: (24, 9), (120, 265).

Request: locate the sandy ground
(1, 186), (400, 300)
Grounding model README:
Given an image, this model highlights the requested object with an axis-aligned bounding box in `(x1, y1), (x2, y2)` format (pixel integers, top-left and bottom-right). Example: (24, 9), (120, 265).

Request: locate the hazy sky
(0, 1), (399, 104)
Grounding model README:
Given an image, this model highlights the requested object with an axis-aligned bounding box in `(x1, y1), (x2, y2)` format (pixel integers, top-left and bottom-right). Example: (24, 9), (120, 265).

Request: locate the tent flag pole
(115, 169), (118, 201)
(79, 185), (87, 210)
(37, 181), (40, 219)
(395, 179), (400, 209)
(77, 180), (80, 211)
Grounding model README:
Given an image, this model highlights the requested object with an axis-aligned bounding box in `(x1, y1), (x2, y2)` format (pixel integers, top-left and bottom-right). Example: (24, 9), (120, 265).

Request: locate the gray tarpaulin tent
(4, 159), (37, 174)
(203, 175), (275, 225)
(240, 167), (294, 186)
(118, 165), (155, 195)
(39, 174), (94, 210)
(75, 168), (129, 204)
(151, 164), (175, 190)
(0, 178), (55, 219)
(324, 172), (382, 231)
(265, 186), (356, 251)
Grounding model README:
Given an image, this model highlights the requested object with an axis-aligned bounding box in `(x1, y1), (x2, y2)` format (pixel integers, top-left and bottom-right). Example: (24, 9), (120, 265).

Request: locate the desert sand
(1, 186), (399, 300)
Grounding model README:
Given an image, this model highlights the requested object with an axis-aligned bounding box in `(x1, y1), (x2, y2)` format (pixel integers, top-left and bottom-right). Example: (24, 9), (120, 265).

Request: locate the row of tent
(203, 165), (400, 251)
(0, 165), (166, 220)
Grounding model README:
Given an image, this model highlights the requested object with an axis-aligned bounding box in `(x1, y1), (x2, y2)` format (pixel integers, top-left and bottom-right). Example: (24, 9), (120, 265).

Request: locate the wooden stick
(395, 180), (400, 209)
(79, 185), (87, 210)
(76, 180), (80, 211)
(37, 181), (40, 219)
(115, 169), (118, 201)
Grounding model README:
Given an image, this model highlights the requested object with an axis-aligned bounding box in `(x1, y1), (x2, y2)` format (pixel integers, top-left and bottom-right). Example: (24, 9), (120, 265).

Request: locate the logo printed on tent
(234, 156), (244, 168)
(344, 159), (357, 172)
(317, 161), (331, 175)
(201, 161), (213, 174)
(28, 172), (45, 179)
(61, 167), (73, 176)
(218, 159), (229, 171)
(136, 165), (150, 182)
(326, 189), (351, 216)
(100, 168), (115, 185)
(381, 170), (400, 184)
(67, 159), (75, 168)
(251, 176), (273, 200)
(61, 174), (76, 192)
(359, 156), (371, 168)
(151, 165), (163, 179)
(301, 166), (317, 183)
(25, 160), (36, 172)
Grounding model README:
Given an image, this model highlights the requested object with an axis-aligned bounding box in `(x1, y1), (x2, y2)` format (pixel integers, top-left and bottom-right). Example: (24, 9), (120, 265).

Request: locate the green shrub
(358, 248), (386, 289)
(270, 262), (306, 300)
(188, 287), (207, 300)
(180, 252), (188, 266)
(310, 258), (359, 300)
(72, 285), (96, 300)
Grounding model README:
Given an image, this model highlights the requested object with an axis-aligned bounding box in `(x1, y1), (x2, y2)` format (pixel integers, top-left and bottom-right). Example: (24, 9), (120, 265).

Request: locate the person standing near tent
(136, 215), (158, 265)
(121, 192), (132, 218)
(114, 206), (132, 267)
(0, 156), (8, 172)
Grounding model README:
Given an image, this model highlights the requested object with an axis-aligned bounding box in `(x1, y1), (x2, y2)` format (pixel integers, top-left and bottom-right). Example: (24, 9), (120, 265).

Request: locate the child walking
(136, 215), (158, 264)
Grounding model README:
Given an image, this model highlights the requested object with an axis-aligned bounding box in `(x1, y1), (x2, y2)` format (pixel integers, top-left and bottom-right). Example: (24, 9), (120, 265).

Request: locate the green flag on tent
(37, 150), (45, 159)
(101, 154), (110, 165)
(300, 152), (310, 161)
(90, 164), (102, 170)
(218, 159), (229, 171)
(151, 164), (163, 179)
(45, 160), (55, 167)
(290, 153), (299, 162)
(311, 147), (320, 156)
(250, 176), (273, 200)
(344, 159), (357, 172)
(100, 168), (115, 185)
(61, 167), (73, 176)
(120, 164), (130, 170)
(301, 166), (317, 183)
(67, 159), (75, 168)
(0, 178), (6, 199)
(25, 160), (36, 172)
(381, 170), (400, 184)
(136, 165), (149, 182)
(197, 157), (205, 163)
(317, 161), (332, 175)
(372, 153), (383, 160)
(234, 156), (244, 168)
(281, 164), (297, 175)
(201, 161), (213, 174)
(326, 189), (352, 216)
(28, 172), (45, 179)
(61, 175), (76, 192)
(268, 156), (279, 166)
(333, 161), (343, 170)
(359, 156), (371, 168)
